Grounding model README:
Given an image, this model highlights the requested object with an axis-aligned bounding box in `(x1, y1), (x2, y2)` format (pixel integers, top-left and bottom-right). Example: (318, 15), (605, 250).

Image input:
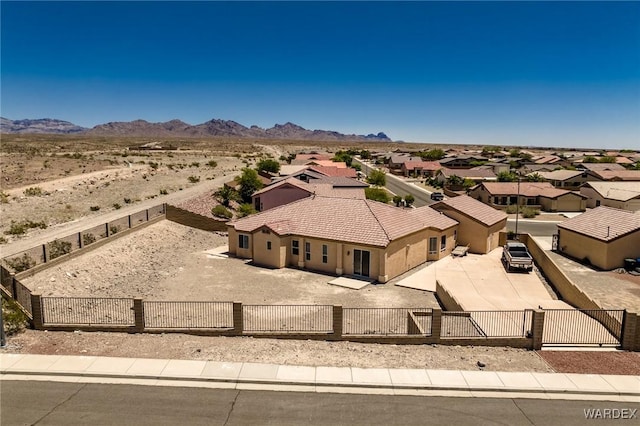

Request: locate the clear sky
(2, 1), (639, 149)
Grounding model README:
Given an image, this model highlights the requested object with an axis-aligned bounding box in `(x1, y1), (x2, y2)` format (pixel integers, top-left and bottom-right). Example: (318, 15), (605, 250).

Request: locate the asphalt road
(506, 219), (559, 237)
(2, 381), (635, 426)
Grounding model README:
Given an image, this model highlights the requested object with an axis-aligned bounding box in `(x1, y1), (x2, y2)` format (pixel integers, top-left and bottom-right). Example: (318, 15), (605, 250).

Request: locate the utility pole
(0, 301), (6, 348)
(515, 174), (521, 237)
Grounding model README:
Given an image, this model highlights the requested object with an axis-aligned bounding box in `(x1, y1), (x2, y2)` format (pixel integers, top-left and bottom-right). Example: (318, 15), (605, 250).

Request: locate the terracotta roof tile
(230, 197), (457, 247)
(432, 195), (507, 227)
(589, 170), (640, 181)
(479, 182), (585, 199)
(558, 206), (640, 241)
(440, 168), (497, 179)
(581, 182), (640, 202)
(308, 165), (358, 178)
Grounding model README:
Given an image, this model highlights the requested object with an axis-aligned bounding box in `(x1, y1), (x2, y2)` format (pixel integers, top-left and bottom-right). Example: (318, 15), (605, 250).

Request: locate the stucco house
(251, 177), (365, 212)
(557, 207), (640, 270)
(469, 182), (587, 212)
(586, 170), (640, 182)
(532, 170), (587, 190)
(228, 196), (458, 283)
(580, 182), (640, 212)
(400, 160), (441, 177)
(435, 168), (497, 185)
(431, 195), (508, 254)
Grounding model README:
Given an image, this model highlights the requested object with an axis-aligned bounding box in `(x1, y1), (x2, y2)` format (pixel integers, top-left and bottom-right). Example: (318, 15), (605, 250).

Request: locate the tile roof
(534, 170), (584, 181)
(479, 182), (586, 199)
(230, 197), (457, 247)
(304, 160), (348, 168)
(439, 168), (497, 179)
(253, 177), (365, 199)
(589, 170), (640, 181)
(431, 195), (507, 227)
(401, 161), (442, 171)
(308, 165), (358, 178)
(534, 155), (562, 164)
(579, 163), (626, 172)
(581, 182), (640, 202)
(558, 206), (640, 241)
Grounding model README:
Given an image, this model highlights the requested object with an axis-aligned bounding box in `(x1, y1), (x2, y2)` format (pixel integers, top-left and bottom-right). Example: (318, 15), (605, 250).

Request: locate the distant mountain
(2, 116), (392, 141)
(0, 117), (87, 134)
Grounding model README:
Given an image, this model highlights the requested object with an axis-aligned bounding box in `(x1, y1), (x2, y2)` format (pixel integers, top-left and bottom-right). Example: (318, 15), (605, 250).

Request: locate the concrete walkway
(1, 353), (638, 401)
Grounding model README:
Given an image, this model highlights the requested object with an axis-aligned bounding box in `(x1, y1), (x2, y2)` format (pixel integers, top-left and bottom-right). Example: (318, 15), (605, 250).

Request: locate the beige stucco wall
(559, 228), (640, 270)
(384, 229), (429, 280)
(252, 229), (286, 268)
(581, 187), (640, 211)
(253, 185), (310, 212)
(228, 227), (239, 254)
(431, 207), (506, 254)
(539, 194), (585, 212)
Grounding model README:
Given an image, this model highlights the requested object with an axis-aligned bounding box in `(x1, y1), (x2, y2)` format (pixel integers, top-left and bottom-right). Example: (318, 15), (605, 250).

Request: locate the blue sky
(2, 1), (639, 149)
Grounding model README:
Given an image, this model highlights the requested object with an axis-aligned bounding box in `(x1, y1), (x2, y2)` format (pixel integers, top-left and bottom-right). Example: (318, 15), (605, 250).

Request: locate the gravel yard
(22, 220), (440, 308)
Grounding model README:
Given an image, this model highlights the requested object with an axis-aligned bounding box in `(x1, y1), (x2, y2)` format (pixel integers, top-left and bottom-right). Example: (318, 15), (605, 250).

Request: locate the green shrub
(23, 187), (43, 197)
(207, 160), (218, 168)
(5, 220), (47, 236)
(82, 233), (96, 246)
(190, 162), (200, 168)
(159, 189), (168, 195)
(237, 203), (257, 218)
(392, 195), (403, 207)
(521, 207), (540, 218)
(123, 198), (132, 204)
(505, 205), (518, 214)
(212, 205), (233, 219)
(0, 191), (9, 204)
(149, 162), (159, 170)
(2, 298), (28, 335)
(48, 239), (72, 260)
(365, 187), (391, 203)
(188, 176), (200, 183)
(113, 203), (122, 210)
(90, 205), (101, 211)
(109, 225), (120, 235)
(6, 253), (35, 272)
(404, 194), (415, 207)
(0, 236), (7, 244)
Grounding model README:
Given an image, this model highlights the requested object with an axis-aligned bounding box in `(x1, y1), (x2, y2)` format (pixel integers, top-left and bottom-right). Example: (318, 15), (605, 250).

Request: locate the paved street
(507, 219), (560, 237)
(3, 381), (637, 426)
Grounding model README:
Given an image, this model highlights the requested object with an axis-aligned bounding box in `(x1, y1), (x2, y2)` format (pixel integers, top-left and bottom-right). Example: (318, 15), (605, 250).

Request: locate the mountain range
(0, 117), (391, 142)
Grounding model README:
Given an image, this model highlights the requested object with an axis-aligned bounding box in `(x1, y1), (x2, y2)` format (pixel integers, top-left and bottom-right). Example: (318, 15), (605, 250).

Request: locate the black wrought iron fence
(542, 309), (624, 345)
(441, 310), (532, 338)
(342, 308), (433, 336)
(143, 301), (234, 329)
(41, 297), (135, 325)
(242, 304), (333, 333)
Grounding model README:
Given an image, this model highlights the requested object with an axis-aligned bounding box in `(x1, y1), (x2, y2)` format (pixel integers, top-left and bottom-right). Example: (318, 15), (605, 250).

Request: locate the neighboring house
(577, 163), (626, 172)
(435, 168), (497, 185)
(557, 207), (640, 270)
(615, 156), (634, 166)
(532, 155), (569, 168)
(520, 164), (557, 174)
(307, 165), (358, 178)
(279, 164), (310, 176)
(587, 170), (640, 182)
(228, 196), (458, 283)
(431, 195), (508, 254)
(532, 170), (587, 190)
(480, 162), (511, 174)
(439, 156), (489, 169)
(580, 182), (640, 212)
(469, 182), (587, 212)
(293, 152), (332, 162)
(251, 177), (365, 212)
(224, 174), (272, 190)
(400, 161), (441, 177)
(388, 154), (422, 171)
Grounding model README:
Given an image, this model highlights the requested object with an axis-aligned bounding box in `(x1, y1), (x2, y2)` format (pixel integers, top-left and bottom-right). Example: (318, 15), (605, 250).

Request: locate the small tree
(404, 194), (415, 207)
(332, 151), (353, 167)
(237, 203), (257, 218)
(214, 186), (239, 207)
(420, 149), (445, 161)
(392, 195), (403, 207)
(238, 168), (263, 203)
(446, 175), (463, 187)
(462, 178), (475, 191)
(256, 158), (280, 174)
(367, 169), (386, 187)
(497, 171), (518, 182)
(526, 172), (545, 182)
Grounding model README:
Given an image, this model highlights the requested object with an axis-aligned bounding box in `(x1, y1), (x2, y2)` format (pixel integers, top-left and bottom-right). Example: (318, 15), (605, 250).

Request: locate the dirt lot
(22, 221), (440, 308)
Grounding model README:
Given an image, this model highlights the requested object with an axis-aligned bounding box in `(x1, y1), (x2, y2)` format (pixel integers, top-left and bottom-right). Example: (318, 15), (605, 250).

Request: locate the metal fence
(441, 310), (533, 338)
(542, 309), (624, 345)
(14, 280), (33, 316)
(41, 297), (135, 326)
(342, 308), (432, 336)
(242, 305), (333, 333)
(143, 301), (234, 329)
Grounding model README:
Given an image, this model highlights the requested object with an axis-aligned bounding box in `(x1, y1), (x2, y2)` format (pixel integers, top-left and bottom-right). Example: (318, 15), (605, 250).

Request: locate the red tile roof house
(227, 196), (458, 283)
(431, 195), (508, 254)
(587, 170), (640, 182)
(400, 161), (442, 178)
(435, 168), (497, 185)
(469, 182), (587, 212)
(251, 177), (365, 212)
(557, 206), (640, 270)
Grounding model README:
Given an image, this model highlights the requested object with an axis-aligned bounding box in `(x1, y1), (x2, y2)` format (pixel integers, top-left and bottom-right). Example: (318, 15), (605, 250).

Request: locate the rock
(477, 361), (486, 368)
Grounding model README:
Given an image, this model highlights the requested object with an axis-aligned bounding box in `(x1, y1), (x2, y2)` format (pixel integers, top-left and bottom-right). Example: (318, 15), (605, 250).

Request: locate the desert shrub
(0, 236), (7, 244)
(207, 160), (218, 168)
(113, 203), (122, 210)
(0, 191), (9, 204)
(521, 207), (540, 218)
(2, 298), (28, 335)
(404, 194), (415, 207)
(190, 162), (200, 168)
(123, 198), (132, 204)
(82, 233), (96, 246)
(5, 220), (47, 236)
(6, 253), (36, 272)
(188, 176), (200, 183)
(392, 195), (403, 207)
(212, 205), (233, 219)
(48, 239), (72, 260)
(90, 205), (101, 211)
(149, 162), (159, 170)
(505, 205), (518, 214)
(109, 225), (120, 235)
(65, 204), (72, 210)
(23, 187), (43, 197)
(365, 187), (390, 204)
(237, 203), (257, 218)
(159, 189), (168, 195)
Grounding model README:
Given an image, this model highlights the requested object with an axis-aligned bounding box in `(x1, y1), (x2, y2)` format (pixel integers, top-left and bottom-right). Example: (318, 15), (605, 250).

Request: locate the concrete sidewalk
(1, 353), (638, 401)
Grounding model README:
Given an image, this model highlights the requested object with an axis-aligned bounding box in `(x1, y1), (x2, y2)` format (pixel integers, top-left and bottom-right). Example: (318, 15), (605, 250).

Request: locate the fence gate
(542, 309), (625, 346)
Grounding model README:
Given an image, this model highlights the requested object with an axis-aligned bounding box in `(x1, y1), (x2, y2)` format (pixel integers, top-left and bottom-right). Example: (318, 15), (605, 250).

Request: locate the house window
(292, 240), (299, 256)
(305, 242), (311, 261)
(429, 237), (437, 254)
(493, 196), (499, 204)
(440, 235), (446, 251)
(267, 241), (272, 250)
(322, 245), (328, 263)
(238, 234), (249, 250)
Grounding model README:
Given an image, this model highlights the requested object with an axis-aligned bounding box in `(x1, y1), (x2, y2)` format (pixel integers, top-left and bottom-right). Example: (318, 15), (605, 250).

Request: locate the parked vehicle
(502, 242), (534, 272)
(430, 192), (444, 201)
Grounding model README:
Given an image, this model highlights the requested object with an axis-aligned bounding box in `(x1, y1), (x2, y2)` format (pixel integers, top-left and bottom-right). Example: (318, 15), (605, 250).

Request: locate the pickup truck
(502, 242), (534, 272)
